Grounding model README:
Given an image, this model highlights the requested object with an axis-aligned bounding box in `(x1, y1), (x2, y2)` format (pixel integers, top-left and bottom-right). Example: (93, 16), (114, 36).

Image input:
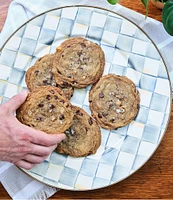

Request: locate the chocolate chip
(88, 117), (93, 125)
(57, 69), (62, 74)
(36, 116), (43, 121)
(66, 103), (69, 108)
(54, 95), (58, 100)
(109, 103), (114, 108)
(46, 95), (51, 100)
(77, 59), (81, 65)
(50, 75), (54, 81)
(72, 81), (77, 85)
(99, 92), (104, 98)
(43, 79), (48, 84)
(98, 113), (102, 118)
(110, 118), (115, 123)
(137, 104), (140, 109)
(76, 110), (83, 116)
(49, 104), (55, 109)
(62, 54), (64, 57)
(59, 114), (65, 120)
(35, 70), (39, 75)
(81, 43), (86, 48)
(85, 127), (88, 132)
(38, 103), (44, 107)
(62, 81), (68, 87)
(79, 67), (83, 70)
(77, 51), (82, 56)
(102, 112), (108, 117)
(76, 136), (79, 140)
(67, 74), (72, 78)
(49, 90), (55, 94)
(60, 99), (65, 104)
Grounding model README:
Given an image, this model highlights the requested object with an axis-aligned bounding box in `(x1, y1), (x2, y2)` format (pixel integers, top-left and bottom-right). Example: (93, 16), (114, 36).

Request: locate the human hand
(0, 90), (66, 170)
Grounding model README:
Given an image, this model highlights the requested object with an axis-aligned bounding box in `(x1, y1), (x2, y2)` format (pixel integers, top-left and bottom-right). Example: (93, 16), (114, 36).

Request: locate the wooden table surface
(0, 0), (173, 199)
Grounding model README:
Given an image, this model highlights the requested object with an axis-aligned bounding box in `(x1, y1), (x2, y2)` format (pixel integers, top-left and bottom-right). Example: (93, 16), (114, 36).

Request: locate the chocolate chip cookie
(52, 37), (105, 88)
(89, 74), (140, 130)
(16, 86), (74, 133)
(25, 54), (74, 99)
(56, 106), (101, 157)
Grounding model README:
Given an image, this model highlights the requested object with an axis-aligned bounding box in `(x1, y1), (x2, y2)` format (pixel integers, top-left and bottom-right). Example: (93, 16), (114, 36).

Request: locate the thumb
(3, 90), (28, 113)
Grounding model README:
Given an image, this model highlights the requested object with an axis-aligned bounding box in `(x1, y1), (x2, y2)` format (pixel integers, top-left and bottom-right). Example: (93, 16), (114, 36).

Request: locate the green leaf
(162, 0), (173, 35)
(107, 0), (119, 5)
(141, 0), (150, 16)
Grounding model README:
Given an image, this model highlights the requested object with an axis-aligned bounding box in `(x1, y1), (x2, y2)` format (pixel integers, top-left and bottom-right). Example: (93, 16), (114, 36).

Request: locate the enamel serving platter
(0, 5), (171, 191)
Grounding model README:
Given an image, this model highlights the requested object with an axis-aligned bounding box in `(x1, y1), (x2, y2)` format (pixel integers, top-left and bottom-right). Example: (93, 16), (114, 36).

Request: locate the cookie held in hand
(56, 106), (101, 157)
(52, 37), (105, 88)
(89, 74), (140, 130)
(16, 86), (74, 133)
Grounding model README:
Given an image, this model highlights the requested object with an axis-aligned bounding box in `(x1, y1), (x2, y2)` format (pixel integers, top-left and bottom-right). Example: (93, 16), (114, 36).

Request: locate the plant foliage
(141, 0), (150, 15)
(107, 0), (119, 5)
(107, 0), (173, 36)
(162, 0), (173, 35)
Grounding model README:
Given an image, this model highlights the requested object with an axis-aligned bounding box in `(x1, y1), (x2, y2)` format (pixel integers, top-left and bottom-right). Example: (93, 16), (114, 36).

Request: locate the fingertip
(15, 160), (36, 170)
(51, 133), (66, 143)
(20, 90), (29, 97)
(51, 144), (58, 152)
(58, 133), (66, 140)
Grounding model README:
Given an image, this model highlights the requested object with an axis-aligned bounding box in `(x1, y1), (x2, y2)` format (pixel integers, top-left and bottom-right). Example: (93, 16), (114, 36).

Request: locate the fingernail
(60, 134), (66, 140)
(20, 90), (29, 96)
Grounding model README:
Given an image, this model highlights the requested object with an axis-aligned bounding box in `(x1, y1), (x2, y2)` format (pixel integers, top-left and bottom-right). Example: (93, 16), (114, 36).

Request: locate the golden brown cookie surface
(25, 54), (74, 99)
(16, 86), (74, 133)
(52, 37), (105, 88)
(56, 106), (101, 157)
(89, 74), (140, 130)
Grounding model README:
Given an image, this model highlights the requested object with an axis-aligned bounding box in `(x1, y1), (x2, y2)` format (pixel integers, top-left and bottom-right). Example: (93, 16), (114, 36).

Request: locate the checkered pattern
(0, 6), (171, 190)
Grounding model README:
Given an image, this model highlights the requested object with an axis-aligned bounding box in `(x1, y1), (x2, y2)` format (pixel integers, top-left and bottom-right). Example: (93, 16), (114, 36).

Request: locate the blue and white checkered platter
(0, 5), (171, 190)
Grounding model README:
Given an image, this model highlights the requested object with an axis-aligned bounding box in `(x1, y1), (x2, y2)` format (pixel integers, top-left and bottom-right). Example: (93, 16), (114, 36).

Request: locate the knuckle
(25, 163), (35, 170)
(15, 130), (33, 144)
(17, 146), (31, 154)
(44, 138), (52, 147)
(20, 132), (32, 142)
(14, 162), (20, 168)
(35, 157), (44, 164)
(15, 161), (34, 170)
(43, 149), (50, 157)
